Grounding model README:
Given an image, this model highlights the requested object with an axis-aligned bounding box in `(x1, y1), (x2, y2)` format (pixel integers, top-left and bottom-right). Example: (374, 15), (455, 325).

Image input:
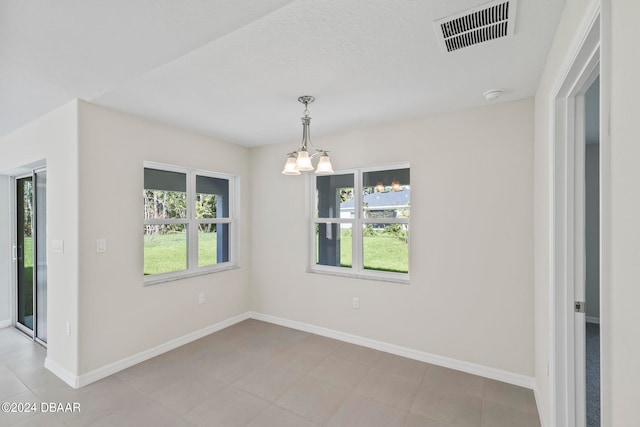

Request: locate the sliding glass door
(16, 176), (34, 333)
(15, 170), (47, 344)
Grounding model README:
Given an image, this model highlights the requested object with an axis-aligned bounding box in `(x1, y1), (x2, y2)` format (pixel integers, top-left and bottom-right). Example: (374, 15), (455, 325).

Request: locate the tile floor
(0, 320), (541, 426)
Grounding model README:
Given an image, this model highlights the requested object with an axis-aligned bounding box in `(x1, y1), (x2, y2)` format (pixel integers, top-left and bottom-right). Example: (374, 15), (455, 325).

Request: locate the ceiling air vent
(434, 0), (517, 53)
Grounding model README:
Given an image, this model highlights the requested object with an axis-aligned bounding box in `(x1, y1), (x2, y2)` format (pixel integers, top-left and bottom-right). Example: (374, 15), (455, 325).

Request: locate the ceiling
(0, 0), (566, 147)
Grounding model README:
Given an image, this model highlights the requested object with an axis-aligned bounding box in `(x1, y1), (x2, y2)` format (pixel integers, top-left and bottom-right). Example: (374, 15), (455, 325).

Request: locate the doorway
(550, 8), (601, 427)
(14, 169), (47, 345)
(583, 77), (600, 427)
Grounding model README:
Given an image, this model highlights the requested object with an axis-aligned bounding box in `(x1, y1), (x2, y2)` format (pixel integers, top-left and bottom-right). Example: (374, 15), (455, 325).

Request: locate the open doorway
(584, 76), (600, 427)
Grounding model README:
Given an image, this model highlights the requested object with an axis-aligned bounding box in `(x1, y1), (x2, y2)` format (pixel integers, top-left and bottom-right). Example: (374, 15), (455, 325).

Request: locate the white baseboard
(48, 310), (535, 391)
(0, 319), (10, 329)
(586, 316), (600, 324)
(533, 382), (547, 427)
(44, 358), (78, 388)
(249, 312), (535, 390)
(47, 312), (251, 389)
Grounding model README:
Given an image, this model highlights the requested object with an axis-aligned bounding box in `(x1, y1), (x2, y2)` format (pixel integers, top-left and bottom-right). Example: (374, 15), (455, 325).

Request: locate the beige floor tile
(481, 400), (541, 427)
(295, 334), (343, 355)
(423, 366), (485, 398)
(234, 334), (293, 360)
(327, 393), (407, 427)
(202, 350), (266, 384)
(31, 379), (84, 404)
(153, 338), (231, 365)
(403, 412), (442, 427)
(355, 368), (421, 410)
(252, 322), (310, 345)
(185, 342), (238, 371)
(246, 404), (319, 427)
(370, 352), (428, 383)
(183, 386), (269, 427)
(483, 379), (539, 415)
(308, 356), (369, 390)
(0, 323), (543, 427)
(3, 352), (46, 373)
(88, 396), (194, 427)
(275, 376), (350, 425)
(9, 364), (59, 390)
(0, 366), (30, 400)
(0, 334), (44, 362)
(270, 344), (330, 374)
(410, 383), (482, 427)
(115, 358), (197, 395)
(0, 390), (42, 427)
(233, 362), (302, 402)
(147, 373), (226, 415)
(211, 325), (265, 349)
(235, 320), (310, 345)
(334, 342), (384, 366)
(56, 377), (146, 427)
(10, 412), (67, 427)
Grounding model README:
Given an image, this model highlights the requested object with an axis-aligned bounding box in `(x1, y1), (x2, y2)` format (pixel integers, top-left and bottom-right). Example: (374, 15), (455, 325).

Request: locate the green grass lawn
(339, 233), (409, 273)
(19, 237), (34, 317)
(145, 231), (409, 275)
(144, 232), (217, 275)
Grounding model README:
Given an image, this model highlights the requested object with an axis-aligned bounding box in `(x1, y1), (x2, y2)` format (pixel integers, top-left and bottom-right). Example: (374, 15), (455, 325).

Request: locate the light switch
(51, 240), (64, 253)
(96, 239), (107, 253)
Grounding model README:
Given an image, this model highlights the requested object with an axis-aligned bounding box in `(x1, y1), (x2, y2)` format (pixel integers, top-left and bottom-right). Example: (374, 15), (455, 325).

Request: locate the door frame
(11, 166), (47, 346)
(549, 5), (602, 427)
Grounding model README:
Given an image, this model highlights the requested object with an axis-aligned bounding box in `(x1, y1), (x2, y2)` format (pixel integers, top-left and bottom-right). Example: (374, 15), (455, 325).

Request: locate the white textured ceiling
(1, 0), (565, 147)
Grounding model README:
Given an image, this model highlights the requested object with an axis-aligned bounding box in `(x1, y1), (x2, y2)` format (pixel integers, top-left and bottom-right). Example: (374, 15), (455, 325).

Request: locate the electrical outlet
(198, 293), (205, 304)
(352, 297), (360, 309)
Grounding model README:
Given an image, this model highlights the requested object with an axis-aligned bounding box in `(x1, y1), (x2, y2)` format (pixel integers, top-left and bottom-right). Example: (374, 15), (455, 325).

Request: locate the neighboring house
(340, 189), (410, 221)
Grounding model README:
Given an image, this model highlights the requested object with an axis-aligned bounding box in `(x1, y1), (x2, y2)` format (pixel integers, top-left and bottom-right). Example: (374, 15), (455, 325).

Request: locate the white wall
(608, 0), (640, 424)
(75, 101), (252, 374)
(0, 175), (10, 326)
(0, 100), (80, 376)
(251, 99), (534, 377)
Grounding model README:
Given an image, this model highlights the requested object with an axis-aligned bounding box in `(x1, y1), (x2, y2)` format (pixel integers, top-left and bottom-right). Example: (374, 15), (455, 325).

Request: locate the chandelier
(281, 96), (334, 175)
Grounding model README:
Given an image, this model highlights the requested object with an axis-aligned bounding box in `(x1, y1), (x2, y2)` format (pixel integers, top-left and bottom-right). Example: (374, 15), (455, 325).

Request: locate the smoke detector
(484, 89), (503, 101)
(434, 0), (518, 53)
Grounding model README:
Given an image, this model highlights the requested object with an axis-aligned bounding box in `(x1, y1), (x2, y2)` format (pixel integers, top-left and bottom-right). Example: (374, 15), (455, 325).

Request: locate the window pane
(362, 224), (409, 273)
(198, 223), (230, 266)
(144, 168), (186, 192)
(143, 169), (187, 220)
(362, 168), (410, 219)
(315, 222), (352, 268)
(196, 175), (229, 218)
(143, 224), (187, 275)
(316, 173), (354, 219)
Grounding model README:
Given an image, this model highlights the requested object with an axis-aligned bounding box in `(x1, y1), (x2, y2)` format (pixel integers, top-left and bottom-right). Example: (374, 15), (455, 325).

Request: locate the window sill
(306, 267), (410, 285)
(144, 264), (239, 286)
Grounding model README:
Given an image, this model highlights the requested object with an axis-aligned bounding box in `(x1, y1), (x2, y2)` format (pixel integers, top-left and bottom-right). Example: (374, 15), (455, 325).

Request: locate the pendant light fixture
(282, 96), (334, 175)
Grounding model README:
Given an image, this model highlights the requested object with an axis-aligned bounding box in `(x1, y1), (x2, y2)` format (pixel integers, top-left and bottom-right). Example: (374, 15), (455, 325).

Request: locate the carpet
(586, 322), (600, 427)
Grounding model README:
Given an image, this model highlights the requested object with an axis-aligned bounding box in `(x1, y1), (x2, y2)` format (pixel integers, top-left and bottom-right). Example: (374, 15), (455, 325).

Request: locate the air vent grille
(435, 0), (517, 53)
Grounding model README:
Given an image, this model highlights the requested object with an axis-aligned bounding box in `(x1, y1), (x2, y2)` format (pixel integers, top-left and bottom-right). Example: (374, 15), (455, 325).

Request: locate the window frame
(143, 161), (238, 285)
(308, 163), (410, 284)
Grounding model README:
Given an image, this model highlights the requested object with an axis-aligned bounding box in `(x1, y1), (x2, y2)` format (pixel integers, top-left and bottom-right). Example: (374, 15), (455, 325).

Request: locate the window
(143, 163), (236, 283)
(311, 164), (410, 282)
